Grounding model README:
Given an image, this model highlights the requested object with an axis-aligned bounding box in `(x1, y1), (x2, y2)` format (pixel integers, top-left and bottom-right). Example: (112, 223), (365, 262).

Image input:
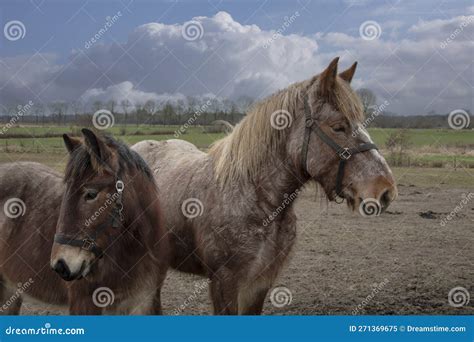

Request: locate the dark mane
(64, 135), (154, 183)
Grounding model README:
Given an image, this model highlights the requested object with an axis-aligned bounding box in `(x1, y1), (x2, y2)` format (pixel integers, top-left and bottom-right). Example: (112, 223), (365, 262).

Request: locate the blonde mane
(209, 76), (364, 185)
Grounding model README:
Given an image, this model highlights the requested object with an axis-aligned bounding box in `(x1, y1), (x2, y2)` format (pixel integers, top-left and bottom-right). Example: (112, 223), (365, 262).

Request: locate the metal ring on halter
(116, 180), (125, 193)
(335, 196), (344, 204)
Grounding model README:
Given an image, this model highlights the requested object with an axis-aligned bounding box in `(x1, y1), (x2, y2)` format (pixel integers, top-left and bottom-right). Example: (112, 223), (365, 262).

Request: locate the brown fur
(0, 131), (169, 315)
(133, 58), (397, 315)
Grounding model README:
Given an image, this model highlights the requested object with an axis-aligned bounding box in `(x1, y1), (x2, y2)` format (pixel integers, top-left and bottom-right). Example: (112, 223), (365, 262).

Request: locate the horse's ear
(62, 134), (81, 154)
(339, 61), (357, 83)
(318, 57), (339, 97)
(81, 128), (114, 173)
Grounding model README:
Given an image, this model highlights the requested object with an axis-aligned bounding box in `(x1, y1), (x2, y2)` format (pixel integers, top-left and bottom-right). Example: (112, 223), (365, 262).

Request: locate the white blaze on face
(352, 124), (396, 186)
(357, 124), (386, 163)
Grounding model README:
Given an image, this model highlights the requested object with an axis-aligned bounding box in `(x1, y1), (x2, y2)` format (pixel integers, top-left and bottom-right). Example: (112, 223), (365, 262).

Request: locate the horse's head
(50, 129), (154, 281)
(290, 57), (397, 214)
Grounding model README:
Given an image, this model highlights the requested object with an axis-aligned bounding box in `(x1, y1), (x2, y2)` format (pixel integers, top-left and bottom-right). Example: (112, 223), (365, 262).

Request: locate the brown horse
(133, 58), (398, 315)
(0, 129), (168, 314)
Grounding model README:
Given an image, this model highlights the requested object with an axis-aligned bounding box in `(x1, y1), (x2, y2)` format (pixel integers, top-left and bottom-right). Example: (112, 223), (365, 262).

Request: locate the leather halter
(300, 96), (378, 201)
(54, 159), (125, 259)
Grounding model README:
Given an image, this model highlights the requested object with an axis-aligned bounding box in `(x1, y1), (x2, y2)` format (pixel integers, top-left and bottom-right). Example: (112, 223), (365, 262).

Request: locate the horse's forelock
(64, 135), (154, 185)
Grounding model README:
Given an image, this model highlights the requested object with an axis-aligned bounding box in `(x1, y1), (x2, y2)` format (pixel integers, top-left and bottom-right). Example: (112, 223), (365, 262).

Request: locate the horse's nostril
(53, 258), (71, 280)
(380, 189), (391, 210)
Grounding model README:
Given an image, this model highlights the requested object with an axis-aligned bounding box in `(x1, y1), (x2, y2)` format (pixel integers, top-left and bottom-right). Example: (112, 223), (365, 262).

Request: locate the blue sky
(0, 0), (473, 115)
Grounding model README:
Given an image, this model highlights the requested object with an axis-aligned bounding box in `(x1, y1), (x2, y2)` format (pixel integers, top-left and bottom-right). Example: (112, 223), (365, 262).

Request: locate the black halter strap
(301, 96), (378, 200)
(54, 159), (125, 258)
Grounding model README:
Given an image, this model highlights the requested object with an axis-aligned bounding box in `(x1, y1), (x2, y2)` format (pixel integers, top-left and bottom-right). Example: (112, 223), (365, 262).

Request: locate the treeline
(372, 114), (473, 129)
(0, 103), (472, 129)
(0, 106), (246, 127)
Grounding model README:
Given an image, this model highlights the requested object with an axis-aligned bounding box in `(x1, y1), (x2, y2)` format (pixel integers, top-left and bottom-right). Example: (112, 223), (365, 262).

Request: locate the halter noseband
(301, 96), (378, 201)
(54, 160), (125, 259)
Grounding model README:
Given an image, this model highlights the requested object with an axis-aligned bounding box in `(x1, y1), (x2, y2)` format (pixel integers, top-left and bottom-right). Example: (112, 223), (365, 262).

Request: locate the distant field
(0, 125), (473, 169)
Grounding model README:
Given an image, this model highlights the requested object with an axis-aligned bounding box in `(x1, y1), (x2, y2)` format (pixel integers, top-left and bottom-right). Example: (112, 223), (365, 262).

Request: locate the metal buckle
(338, 148), (351, 160)
(115, 180), (124, 193)
(305, 118), (314, 128)
(82, 239), (94, 251)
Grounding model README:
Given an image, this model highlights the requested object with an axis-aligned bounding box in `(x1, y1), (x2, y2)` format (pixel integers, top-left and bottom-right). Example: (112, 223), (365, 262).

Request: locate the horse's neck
(252, 155), (305, 212)
(119, 175), (158, 250)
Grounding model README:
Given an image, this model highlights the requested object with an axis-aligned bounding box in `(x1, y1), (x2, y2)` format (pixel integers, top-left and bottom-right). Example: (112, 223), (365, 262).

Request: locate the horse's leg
(209, 274), (239, 315)
(238, 285), (269, 315)
(150, 267), (168, 315)
(151, 288), (163, 315)
(0, 275), (23, 315)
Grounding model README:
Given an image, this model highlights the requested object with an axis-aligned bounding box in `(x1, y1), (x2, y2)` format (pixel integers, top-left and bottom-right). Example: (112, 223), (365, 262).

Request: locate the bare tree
(33, 103), (45, 125)
(92, 100), (103, 113)
(144, 100), (156, 115)
(106, 100), (117, 114)
(356, 88), (377, 115)
(48, 101), (68, 125)
(120, 99), (131, 126)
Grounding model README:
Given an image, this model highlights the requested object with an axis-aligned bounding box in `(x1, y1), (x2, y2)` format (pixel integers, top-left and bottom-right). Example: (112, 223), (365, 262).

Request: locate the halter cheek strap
(54, 173), (125, 258)
(301, 96), (378, 200)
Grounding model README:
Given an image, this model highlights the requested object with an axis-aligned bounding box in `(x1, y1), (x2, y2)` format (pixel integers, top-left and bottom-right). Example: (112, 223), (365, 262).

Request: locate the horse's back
(0, 162), (61, 198)
(0, 162), (68, 305)
(132, 139), (207, 179)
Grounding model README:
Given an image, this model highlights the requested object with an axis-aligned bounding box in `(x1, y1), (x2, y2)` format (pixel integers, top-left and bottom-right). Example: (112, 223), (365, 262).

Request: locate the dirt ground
(19, 180), (473, 315)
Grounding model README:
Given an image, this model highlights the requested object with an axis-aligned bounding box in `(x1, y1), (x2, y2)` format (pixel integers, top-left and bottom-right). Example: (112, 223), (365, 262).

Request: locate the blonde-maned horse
(133, 58), (397, 315)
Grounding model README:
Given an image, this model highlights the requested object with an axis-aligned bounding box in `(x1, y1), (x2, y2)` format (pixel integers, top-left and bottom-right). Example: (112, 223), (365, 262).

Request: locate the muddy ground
(21, 183), (473, 315)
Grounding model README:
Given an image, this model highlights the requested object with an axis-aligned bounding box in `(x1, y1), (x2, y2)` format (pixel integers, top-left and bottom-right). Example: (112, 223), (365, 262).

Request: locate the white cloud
(0, 11), (472, 115)
(80, 81), (187, 107)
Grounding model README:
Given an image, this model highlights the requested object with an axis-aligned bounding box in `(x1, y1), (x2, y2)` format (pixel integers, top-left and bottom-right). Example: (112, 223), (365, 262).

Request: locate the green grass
(393, 167), (474, 188)
(368, 128), (474, 147)
(1, 125), (473, 168)
(0, 125), (225, 151)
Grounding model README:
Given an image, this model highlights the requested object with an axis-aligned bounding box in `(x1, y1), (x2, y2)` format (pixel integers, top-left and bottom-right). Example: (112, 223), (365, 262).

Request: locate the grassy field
(0, 125), (473, 172)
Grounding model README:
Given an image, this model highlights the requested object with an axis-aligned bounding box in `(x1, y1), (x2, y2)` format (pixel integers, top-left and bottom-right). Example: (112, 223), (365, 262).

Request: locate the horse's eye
(332, 126), (346, 133)
(84, 190), (98, 202)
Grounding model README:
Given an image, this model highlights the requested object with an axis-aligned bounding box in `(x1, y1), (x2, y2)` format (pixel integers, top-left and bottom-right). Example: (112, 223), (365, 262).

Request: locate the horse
(0, 129), (168, 314)
(133, 57), (398, 315)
